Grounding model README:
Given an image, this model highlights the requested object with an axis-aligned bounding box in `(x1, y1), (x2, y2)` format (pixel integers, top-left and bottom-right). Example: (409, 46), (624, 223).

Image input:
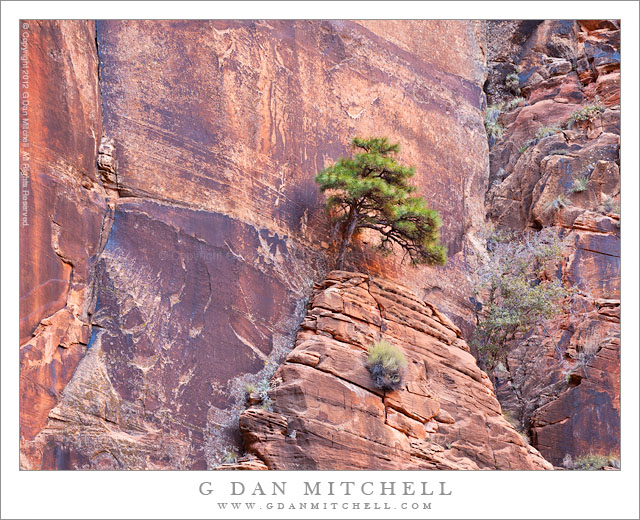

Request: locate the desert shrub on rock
(366, 340), (408, 391)
(484, 104), (504, 141)
(567, 101), (605, 127)
(565, 453), (620, 470)
(471, 228), (573, 375)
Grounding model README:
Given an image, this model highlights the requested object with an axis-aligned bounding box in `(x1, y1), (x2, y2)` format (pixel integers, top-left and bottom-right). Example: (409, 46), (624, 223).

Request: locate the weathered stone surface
(240, 271), (552, 470)
(496, 301), (620, 466)
(21, 19), (619, 471)
(22, 20), (492, 469)
(20, 20), (104, 342)
(485, 20), (620, 465)
(26, 197), (323, 469)
(19, 20), (111, 466)
(95, 19), (489, 332)
(484, 20), (542, 106)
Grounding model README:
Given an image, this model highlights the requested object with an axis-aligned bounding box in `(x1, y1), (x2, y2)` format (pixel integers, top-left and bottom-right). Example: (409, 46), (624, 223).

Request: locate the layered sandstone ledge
(233, 271), (552, 470)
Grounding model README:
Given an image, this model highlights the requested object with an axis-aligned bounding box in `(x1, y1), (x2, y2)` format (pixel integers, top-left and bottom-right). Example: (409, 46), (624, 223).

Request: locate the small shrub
(471, 229), (573, 374)
(518, 140), (534, 154)
(568, 102), (605, 127)
(485, 104), (504, 139)
(485, 120), (504, 139)
(548, 148), (570, 156)
(366, 340), (408, 391)
(221, 448), (239, 464)
(600, 195), (620, 215)
(259, 397), (274, 412)
(505, 96), (526, 111)
(545, 193), (570, 213)
(570, 176), (589, 193)
(245, 377), (276, 409)
(573, 453), (619, 470)
(535, 125), (561, 140)
(505, 72), (521, 95)
(562, 454), (574, 469)
(564, 370), (579, 385)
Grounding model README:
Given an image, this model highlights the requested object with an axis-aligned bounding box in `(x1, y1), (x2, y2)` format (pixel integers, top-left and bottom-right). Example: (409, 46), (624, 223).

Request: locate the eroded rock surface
(19, 20), (111, 467)
(484, 20), (620, 465)
(21, 20), (490, 469)
(95, 19), (489, 333)
(20, 19), (619, 471)
(238, 271), (552, 470)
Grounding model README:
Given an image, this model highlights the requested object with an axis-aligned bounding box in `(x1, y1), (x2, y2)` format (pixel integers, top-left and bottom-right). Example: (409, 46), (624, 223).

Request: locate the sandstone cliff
(19, 19), (620, 470)
(20, 19), (490, 470)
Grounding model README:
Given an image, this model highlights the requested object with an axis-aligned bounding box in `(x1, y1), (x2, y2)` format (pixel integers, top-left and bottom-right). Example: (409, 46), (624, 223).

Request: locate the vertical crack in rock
(364, 276), (387, 333)
(19, 20), (122, 469)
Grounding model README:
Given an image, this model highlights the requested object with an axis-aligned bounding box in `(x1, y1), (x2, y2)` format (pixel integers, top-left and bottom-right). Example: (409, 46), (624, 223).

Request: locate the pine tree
(315, 137), (447, 269)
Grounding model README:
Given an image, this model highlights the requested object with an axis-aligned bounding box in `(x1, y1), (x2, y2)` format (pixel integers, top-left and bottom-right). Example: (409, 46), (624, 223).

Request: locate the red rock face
(95, 19), (488, 329)
(20, 19), (619, 470)
(484, 20), (620, 466)
(235, 271), (552, 470)
(19, 20), (110, 463)
(21, 20), (490, 469)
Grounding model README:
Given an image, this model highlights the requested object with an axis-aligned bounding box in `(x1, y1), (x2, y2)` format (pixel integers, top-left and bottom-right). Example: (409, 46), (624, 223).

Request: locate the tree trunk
(336, 209), (359, 270)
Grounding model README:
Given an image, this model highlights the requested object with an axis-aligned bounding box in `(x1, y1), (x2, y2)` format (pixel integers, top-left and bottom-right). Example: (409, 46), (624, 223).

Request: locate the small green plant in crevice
(484, 104), (504, 140)
(470, 229), (573, 376)
(545, 193), (570, 213)
(564, 371), (574, 385)
(567, 101), (605, 127)
(243, 382), (256, 397)
(568, 453), (620, 470)
(259, 397), (274, 412)
(535, 125), (562, 140)
(570, 175), (590, 193)
(366, 340), (408, 391)
(244, 376), (277, 411)
(505, 96), (526, 111)
(221, 447), (239, 464)
(518, 139), (536, 154)
(600, 194), (620, 215)
(505, 72), (521, 95)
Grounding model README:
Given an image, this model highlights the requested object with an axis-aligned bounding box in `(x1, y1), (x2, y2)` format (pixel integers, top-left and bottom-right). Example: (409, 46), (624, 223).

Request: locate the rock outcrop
(483, 20), (620, 465)
(237, 271), (552, 470)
